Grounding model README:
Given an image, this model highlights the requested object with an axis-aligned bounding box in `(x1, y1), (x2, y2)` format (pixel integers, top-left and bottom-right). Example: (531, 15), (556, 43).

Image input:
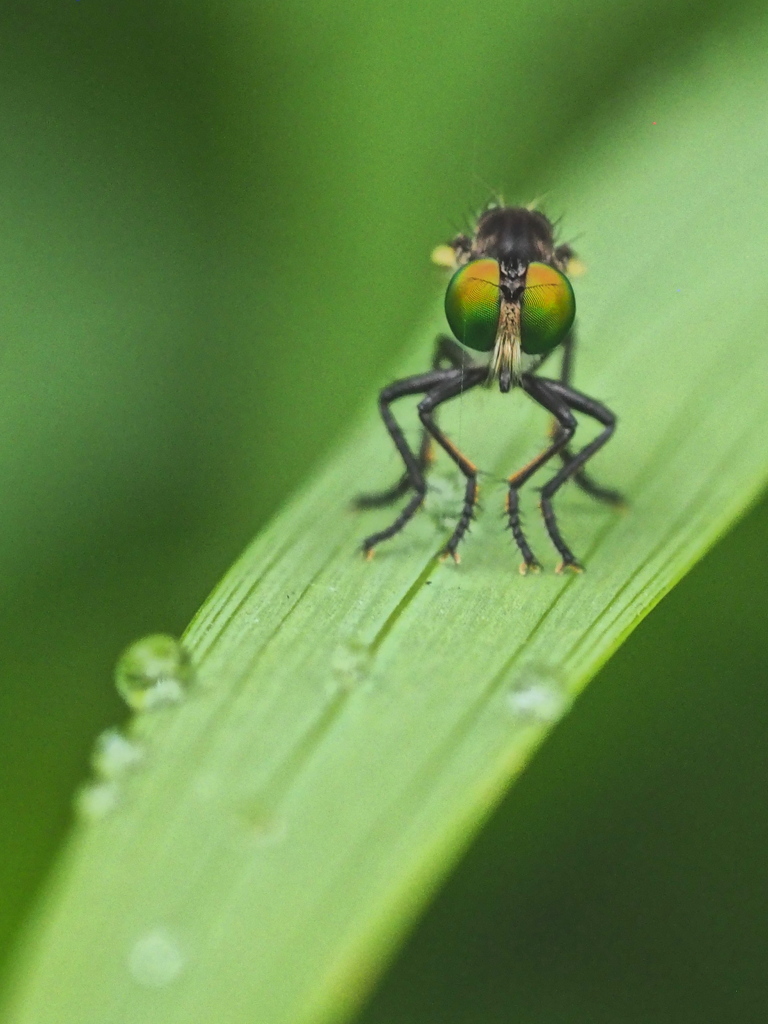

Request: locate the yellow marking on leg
(555, 561), (584, 575)
(519, 561), (541, 576)
(438, 436), (477, 474)
(508, 451), (548, 488)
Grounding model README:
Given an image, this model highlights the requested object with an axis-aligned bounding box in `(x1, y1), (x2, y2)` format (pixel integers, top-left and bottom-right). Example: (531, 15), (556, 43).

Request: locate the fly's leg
(505, 375), (576, 573)
(355, 336), (473, 509)
(418, 368), (486, 561)
(537, 379), (618, 571)
(551, 331), (624, 506)
(357, 368), (461, 556)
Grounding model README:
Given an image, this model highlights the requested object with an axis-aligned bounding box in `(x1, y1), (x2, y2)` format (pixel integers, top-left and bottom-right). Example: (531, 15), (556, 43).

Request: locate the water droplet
(331, 639), (372, 690)
(74, 780), (120, 821)
(425, 475), (467, 529)
(128, 927), (185, 988)
(506, 667), (570, 723)
(115, 634), (193, 712)
(91, 728), (144, 780)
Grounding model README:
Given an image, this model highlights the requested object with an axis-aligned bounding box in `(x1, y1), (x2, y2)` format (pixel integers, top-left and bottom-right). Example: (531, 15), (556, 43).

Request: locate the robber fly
(356, 203), (622, 573)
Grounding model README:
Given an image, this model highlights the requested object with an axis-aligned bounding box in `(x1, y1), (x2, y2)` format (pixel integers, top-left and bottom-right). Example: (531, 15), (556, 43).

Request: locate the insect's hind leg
(357, 368), (460, 555)
(354, 336), (473, 509)
(550, 422), (625, 505)
(538, 379), (618, 571)
(552, 331), (625, 507)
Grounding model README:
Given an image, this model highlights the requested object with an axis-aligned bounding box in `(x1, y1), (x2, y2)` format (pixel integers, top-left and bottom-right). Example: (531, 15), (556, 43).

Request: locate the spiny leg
(355, 336), (473, 509)
(552, 330), (624, 506)
(358, 368), (462, 555)
(537, 378), (618, 571)
(418, 367), (487, 561)
(505, 375), (576, 573)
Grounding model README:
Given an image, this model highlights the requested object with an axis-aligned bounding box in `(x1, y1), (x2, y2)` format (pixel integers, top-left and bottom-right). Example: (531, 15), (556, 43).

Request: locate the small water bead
(115, 634), (193, 712)
(74, 780), (120, 821)
(426, 475), (467, 527)
(506, 666), (570, 724)
(426, 475), (485, 534)
(331, 639), (373, 691)
(91, 728), (143, 780)
(128, 927), (185, 989)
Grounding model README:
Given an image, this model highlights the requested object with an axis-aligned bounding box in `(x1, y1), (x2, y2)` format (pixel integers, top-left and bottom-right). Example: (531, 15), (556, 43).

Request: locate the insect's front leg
(417, 366), (486, 561)
(356, 368), (460, 556)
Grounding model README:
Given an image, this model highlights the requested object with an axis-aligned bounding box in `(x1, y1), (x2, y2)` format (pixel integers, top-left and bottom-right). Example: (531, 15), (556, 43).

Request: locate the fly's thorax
(473, 207), (556, 265)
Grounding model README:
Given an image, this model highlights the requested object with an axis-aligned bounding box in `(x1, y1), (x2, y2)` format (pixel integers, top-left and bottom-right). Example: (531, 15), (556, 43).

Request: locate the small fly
(355, 202), (623, 573)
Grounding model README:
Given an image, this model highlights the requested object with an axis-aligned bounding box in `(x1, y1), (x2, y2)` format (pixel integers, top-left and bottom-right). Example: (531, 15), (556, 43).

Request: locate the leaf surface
(4, 16), (768, 1024)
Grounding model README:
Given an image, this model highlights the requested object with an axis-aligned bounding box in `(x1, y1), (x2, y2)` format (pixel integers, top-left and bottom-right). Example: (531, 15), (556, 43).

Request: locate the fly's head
(437, 204), (577, 391)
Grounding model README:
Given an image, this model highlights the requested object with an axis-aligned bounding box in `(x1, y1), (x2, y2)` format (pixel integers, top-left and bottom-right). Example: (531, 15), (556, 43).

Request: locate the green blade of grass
(4, 16), (768, 1024)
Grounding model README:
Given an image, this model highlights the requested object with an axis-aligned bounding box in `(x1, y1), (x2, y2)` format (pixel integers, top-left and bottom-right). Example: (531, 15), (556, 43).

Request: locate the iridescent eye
(444, 259), (501, 352)
(520, 262), (575, 355)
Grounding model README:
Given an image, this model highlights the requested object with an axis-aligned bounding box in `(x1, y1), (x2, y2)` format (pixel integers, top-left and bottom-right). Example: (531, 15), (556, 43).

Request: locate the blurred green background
(0, 0), (766, 1020)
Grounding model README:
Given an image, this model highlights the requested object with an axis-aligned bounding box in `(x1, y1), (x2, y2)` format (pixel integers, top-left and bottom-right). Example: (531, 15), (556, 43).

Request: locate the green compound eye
(520, 262), (575, 355)
(444, 259), (501, 352)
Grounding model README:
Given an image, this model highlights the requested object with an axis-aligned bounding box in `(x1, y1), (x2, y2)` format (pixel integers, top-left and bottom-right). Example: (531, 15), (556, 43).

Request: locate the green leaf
(4, 13), (768, 1024)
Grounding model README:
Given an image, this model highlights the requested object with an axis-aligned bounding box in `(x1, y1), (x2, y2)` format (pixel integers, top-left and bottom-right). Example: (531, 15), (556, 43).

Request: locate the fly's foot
(519, 559), (542, 576)
(440, 547), (461, 564)
(555, 558), (584, 575)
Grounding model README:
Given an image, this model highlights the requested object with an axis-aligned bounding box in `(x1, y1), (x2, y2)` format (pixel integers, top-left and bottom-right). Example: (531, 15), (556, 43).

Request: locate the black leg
(355, 336), (474, 510)
(552, 329), (625, 506)
(537, 378), (618, 571)
(417, 367), (486, 561)
(357, 367), (464, 555)
(418, 336), (474, 468)
(505, 375), (577, 573)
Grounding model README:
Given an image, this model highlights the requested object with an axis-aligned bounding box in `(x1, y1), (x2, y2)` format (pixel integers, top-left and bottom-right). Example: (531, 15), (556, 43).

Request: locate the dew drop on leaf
(115, 634), (193, 712)
(128, 927), (185, 988)
(506, 666), (570, 723)
(91, 728), (144, 780)
(331, 639), (373, 690)
(73, 780), (120, 821)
